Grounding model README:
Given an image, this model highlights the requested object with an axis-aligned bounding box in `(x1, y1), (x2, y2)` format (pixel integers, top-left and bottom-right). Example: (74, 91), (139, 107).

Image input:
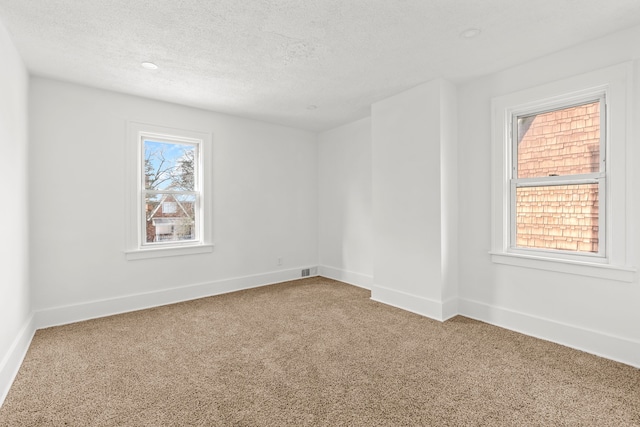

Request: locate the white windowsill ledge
(490, 251), (636, 283)
(125, 244), (214, 261)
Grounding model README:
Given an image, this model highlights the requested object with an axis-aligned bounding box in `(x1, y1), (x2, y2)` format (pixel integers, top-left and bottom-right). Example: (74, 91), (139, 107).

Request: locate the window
(143, 138), (197, 244)
(126, 123), (213, 260)
(511, 97), (605, 258)
(490, 63), (634, 281)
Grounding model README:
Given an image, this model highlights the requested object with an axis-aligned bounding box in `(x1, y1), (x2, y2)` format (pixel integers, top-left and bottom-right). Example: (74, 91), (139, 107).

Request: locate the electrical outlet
(277, 257), (283, 266)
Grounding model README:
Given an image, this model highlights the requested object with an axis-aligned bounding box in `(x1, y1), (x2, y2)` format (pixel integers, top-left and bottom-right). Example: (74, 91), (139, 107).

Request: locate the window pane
(517, 101), (600, 178)
(515, 184), (599, 253)
(144, 140), (196, 191)
(162, 201), (177, 213)
(145, 193), (197, 243)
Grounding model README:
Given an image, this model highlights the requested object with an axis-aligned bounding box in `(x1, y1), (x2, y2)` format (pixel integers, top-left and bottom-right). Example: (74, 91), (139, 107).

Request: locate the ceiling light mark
(460, 28), (481, 39)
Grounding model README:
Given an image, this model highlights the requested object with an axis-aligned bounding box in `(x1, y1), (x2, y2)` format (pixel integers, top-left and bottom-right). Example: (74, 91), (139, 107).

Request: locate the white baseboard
(35, 267), (317, 329)
(370, 284), (451, 321)
(0, 315), (35, 408)
(441, 297), (459, 321)
(318, 265), (373, 290)
(459, 298), (640, 369)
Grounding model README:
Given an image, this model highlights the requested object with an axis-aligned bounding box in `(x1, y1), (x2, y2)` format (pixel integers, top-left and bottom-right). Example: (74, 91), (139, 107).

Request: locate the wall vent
(301, 268), (310, 277)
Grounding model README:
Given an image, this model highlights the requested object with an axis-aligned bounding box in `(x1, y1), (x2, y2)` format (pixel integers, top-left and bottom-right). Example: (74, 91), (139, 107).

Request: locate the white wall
(0, 20), (32, 405)
(370, 79), (458, 320)
(457, 25), (640, 366)
(372, 81), (442, 302)
(439, 81), (458, 306)
(318, 117), (373, 288)
(29, 78), (318, 326)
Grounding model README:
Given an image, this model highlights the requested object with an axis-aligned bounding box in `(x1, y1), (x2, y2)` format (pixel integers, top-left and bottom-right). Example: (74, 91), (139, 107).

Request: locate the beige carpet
(1, 277), (638, 426)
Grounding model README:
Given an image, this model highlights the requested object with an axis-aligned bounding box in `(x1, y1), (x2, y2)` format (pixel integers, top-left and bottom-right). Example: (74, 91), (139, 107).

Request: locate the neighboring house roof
(146, 193), (193, 221)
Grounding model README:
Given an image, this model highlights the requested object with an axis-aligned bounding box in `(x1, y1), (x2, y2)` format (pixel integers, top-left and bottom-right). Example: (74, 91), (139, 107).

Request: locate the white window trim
(490, 62), (635, 282)
(125, 122), (213, 260)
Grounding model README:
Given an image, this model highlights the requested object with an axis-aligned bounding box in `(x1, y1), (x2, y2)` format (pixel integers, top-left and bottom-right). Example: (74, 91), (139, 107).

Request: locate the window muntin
(510, 97), (605, 257)
(141, 136), (201, 246)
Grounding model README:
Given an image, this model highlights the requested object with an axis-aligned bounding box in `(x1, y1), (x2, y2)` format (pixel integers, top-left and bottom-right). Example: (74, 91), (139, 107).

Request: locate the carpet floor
(1, 277), (638, 426)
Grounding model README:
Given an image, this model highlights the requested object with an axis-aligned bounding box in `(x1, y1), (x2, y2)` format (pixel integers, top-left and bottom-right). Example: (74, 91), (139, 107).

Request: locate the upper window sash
(140, 134), (201, 192)
(510, 95), (606, 181)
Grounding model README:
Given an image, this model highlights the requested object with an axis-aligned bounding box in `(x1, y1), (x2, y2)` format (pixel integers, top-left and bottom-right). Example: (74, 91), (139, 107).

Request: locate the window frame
(490, 63), (634, 282)
(509, 95), (607, 261)
(125, 122), (213, 260)
(141, 134), (200, 247)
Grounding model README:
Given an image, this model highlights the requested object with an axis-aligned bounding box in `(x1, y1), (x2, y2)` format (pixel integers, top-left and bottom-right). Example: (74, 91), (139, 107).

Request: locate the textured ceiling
(1, 1), (640, 131)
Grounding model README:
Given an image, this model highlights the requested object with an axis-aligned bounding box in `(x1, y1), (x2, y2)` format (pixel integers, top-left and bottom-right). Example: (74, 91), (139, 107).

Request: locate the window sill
(489, 251), (635, 283)
(125, 244), (214, 261)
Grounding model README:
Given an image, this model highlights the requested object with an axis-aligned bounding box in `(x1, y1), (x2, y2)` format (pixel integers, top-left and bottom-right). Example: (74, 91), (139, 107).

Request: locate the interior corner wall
(439, 80), (458, 317)
(0, 20), (32, 405)
(28, 77), (318, 327)
(318, 117), (373, 288)
(371, 79), (456, 320)
(457, 25), (640, 367)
